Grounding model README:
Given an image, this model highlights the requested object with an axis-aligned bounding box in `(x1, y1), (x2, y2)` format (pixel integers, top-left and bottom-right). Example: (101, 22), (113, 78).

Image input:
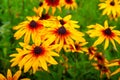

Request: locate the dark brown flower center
(39, 14), (50, 20)
(95, 54), (104, 63)
(98, 64), (108, 72)
(39, 2), (43, 6)
(65, 0), (73, 4)
(88, 47), (96, 55)
(59, 19), (66, 25)
(34, 46), (43, 54)
(29, 20), (37, 28)
(110, 1), (115, 6)
(103, 28), (112, 36)
(45, 0), (59, 7)
(58, 26), (67, 35)
(75, 44), (80, 50)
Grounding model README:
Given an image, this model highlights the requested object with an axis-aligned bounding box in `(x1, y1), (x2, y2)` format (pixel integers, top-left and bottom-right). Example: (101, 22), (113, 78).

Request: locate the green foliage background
(0, 0), (120, 80)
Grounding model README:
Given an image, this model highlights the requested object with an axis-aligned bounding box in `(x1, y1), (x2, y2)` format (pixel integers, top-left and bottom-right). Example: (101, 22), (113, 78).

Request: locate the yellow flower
(10, 41), (59, 73)
(13, 16), (45, 43)
(98, 0), (120, 17)
(0, 69), (30, 80)
(43, 0), (62, 14)
(56, 15), (80, 28)
(92, 63), (111, 79)
(44, 23), (85, 52)
(86, 47), (97, 60)
(94, 52), (109, 64)
(62, 0), (77, 10)
(87, 20), (120, 50)
(33, 1), (44, 16)
(108, 13), (120, 21)
(39, 13), (55, 20)
(64, 41), (88, 53)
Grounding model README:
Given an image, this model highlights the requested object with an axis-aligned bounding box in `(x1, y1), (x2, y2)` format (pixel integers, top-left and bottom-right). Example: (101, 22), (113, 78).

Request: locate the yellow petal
(7, 69), (12, 79)
(0, 74), (6, 80)
(45, 56), (58, 64)
(64, 15), (71, 21)
(107, 62), (119, 67)
(111, 68), (120, 76)
(49, 52), (59, 56)
(110, 39), (117, 51)
(43, 35), (56, 46)
(18, 54), (33, 70)
(14, 28), (26, 40)
(13, 70), (21, 80)
(93, 36), (105, 47)
(104, 38), (109, 50)
(114, 36), (120, 44)
(104, 20), (108, 28)
(24, 31), (31, 44)
(39, 57), (48, 71)
(32, 59), (39, 74)
(24, 57), (34, 73)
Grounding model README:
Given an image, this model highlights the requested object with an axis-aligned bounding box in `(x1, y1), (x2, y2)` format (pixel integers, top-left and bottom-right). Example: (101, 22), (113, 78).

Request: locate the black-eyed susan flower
(10, 41), (59, 73)
(94, 52), (109, 64)
(86, 47), (97, 60)
(92, 63), (111, 79)
(43, 0), (62, 14)
(87, 20), (120, 50)
(64, 41), (88, 53)
(44, 24), (85, 52)
(98, 0), (120, 17)
(56, 15), (80, 28)
(109, 13), (120, 21)
(62, 0), (77, 10)
(33, 1), (44, 16)
(0, 69), (30, 80)
(39, 13), (55, 20)
(13, 16), (46, 43)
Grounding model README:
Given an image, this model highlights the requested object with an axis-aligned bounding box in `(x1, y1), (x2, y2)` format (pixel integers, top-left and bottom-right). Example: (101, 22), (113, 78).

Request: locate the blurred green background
(0, 0), (120, 80)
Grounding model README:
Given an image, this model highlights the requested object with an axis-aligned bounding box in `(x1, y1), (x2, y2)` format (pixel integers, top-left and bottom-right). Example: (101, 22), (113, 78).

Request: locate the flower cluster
(8, 0), (87, 78)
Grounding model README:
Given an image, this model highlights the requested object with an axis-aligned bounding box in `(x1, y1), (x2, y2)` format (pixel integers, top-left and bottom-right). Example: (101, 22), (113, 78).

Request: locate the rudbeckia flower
(44, 24), (85, 52)
(86, 47), (97, 60)
(43, 0), (62, 14)
(56, 15), (80, 28)
(33, 1), (44, 16)
(92, 63), (111, 79)
(94, 52), (109, 64)
(62, 0), (77, 10)
(10, 41), (59, 73)
(98, 0), (120, 17)
(0, 69), (30, 80)
(108, 13), (120, 21)
(64, 41), (88, 53)
(87, 20), (120, 50)
(13, 16), (46, 43)
(39, 13), (55, 20)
